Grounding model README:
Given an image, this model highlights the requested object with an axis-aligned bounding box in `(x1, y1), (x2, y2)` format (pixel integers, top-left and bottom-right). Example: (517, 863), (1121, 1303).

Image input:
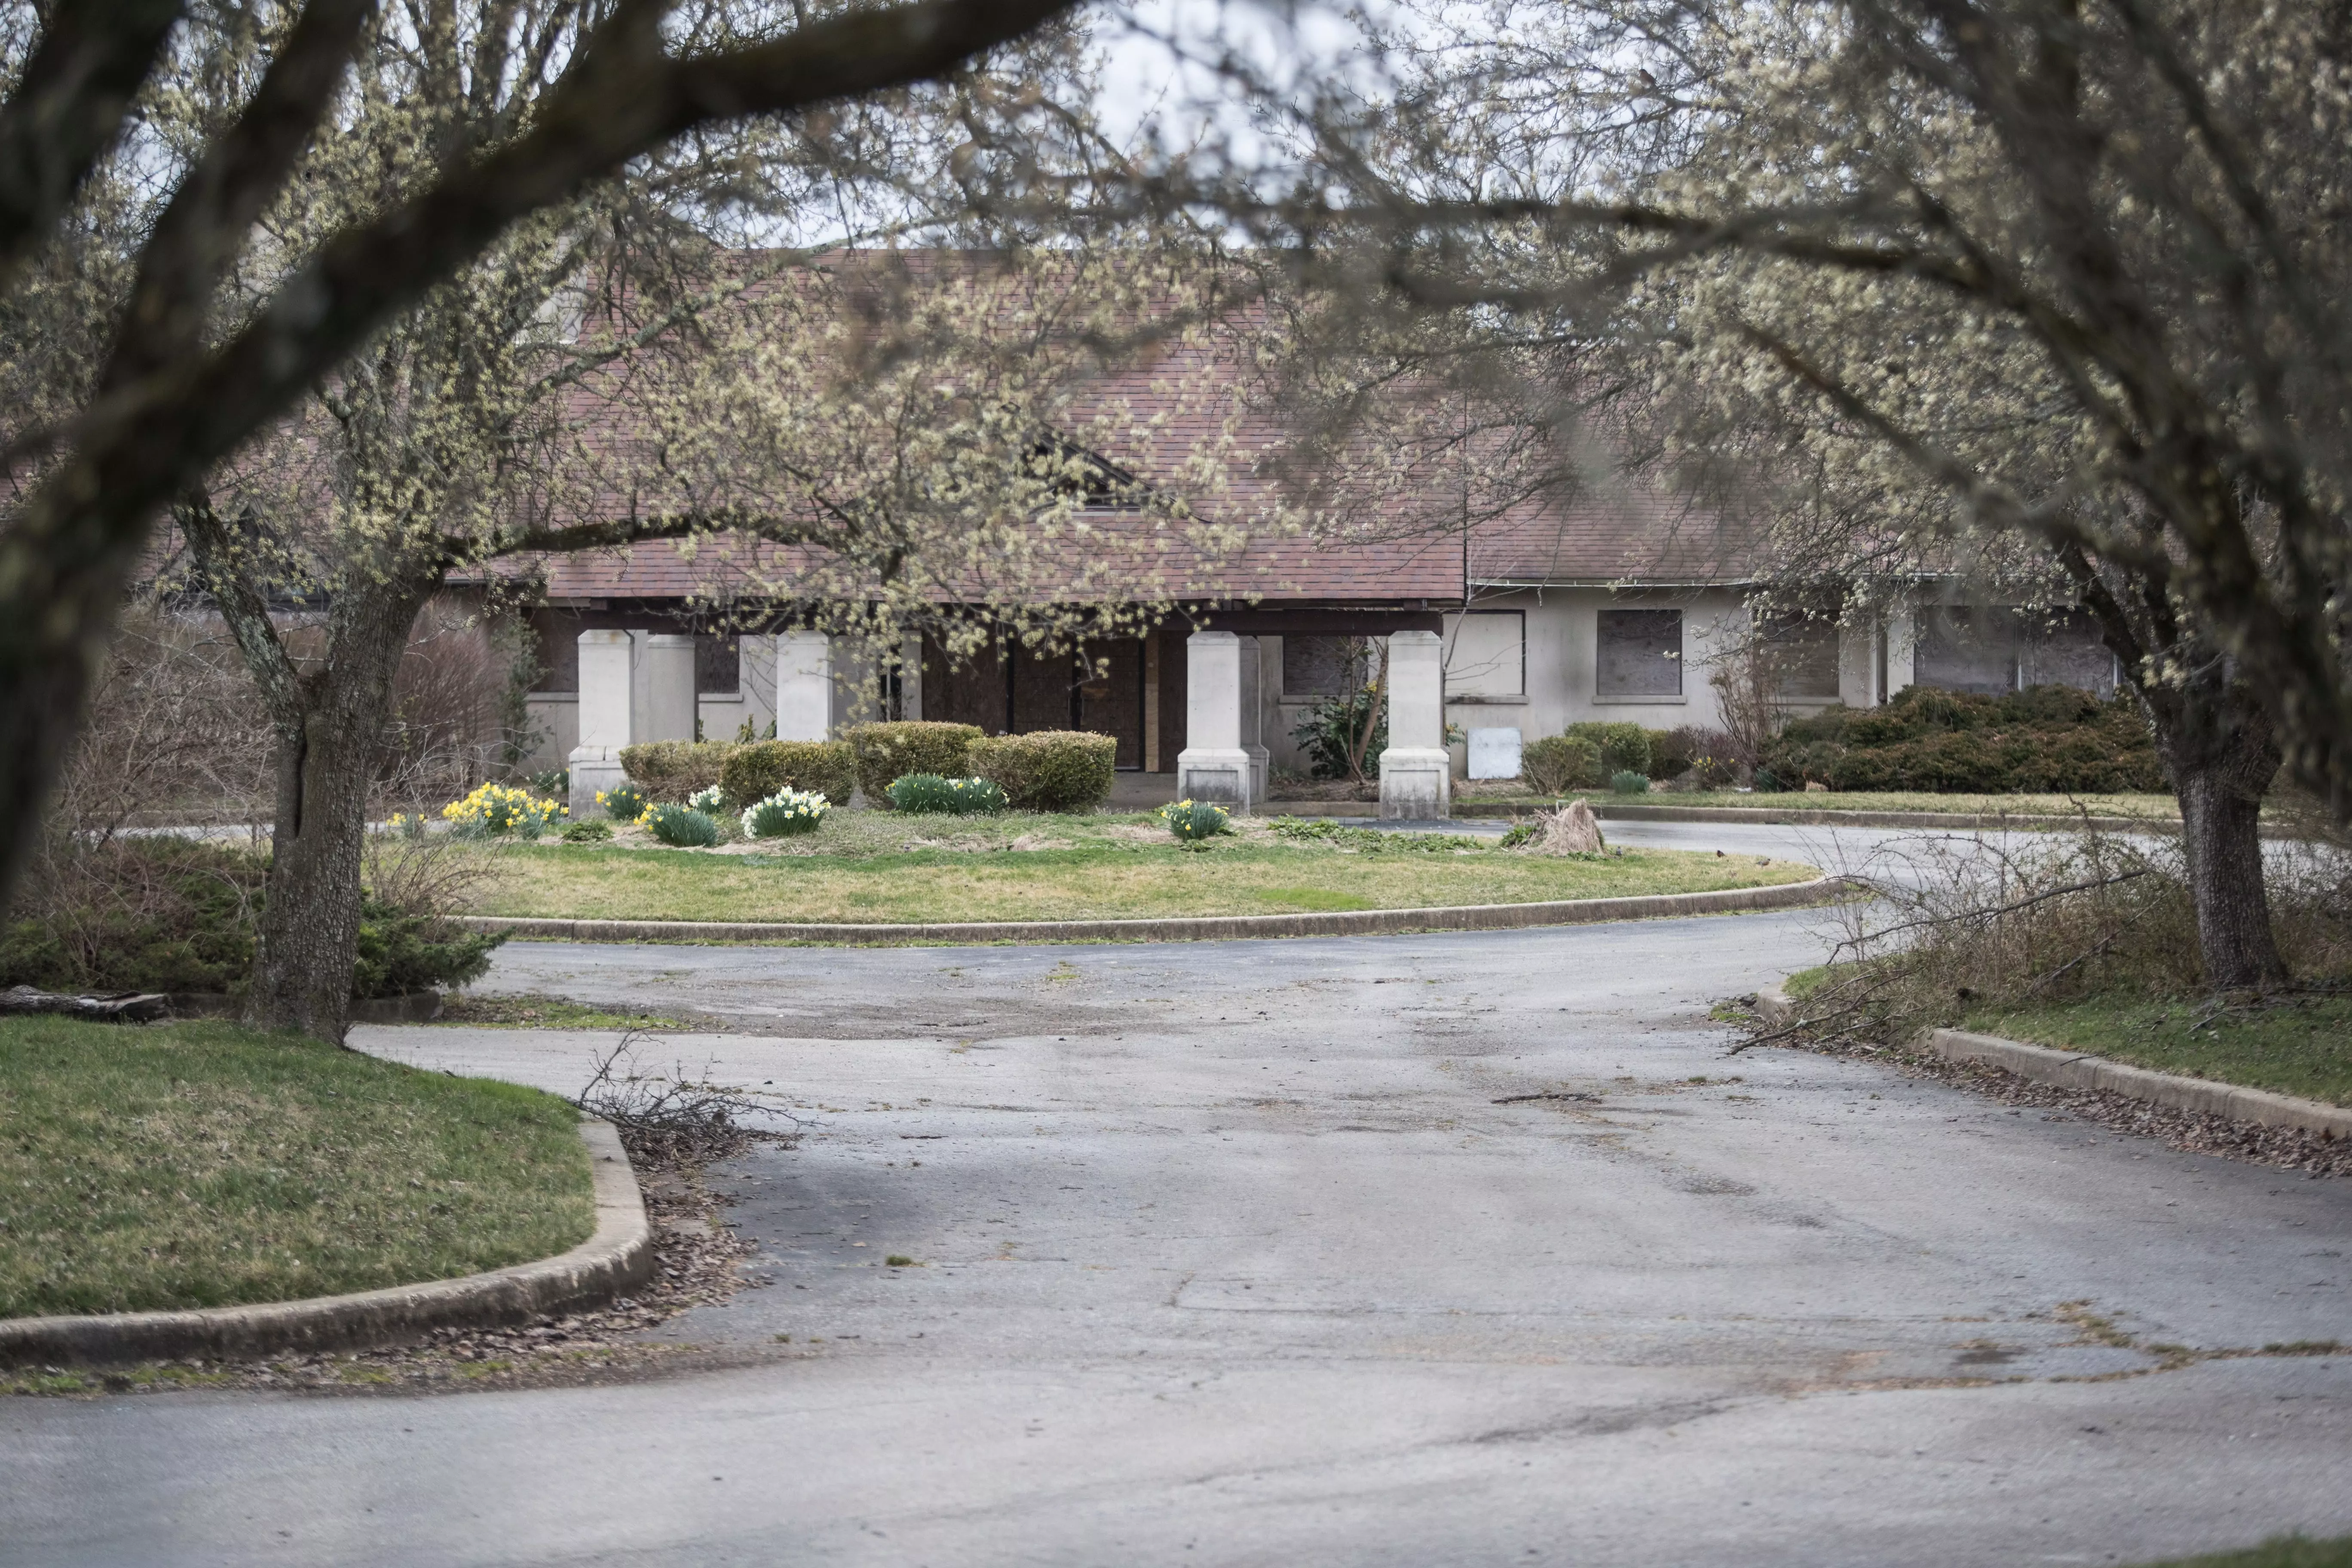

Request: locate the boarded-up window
(1597, 609), (1683, 697)
(1443, 611), (1525, 697)
(696, 634), (740, 696)
(1760, 615), (1841, 700)
(2021, 609), (2116, 695)
(1917, 608), (2020, 695)
(1283, 635), (1368, 698)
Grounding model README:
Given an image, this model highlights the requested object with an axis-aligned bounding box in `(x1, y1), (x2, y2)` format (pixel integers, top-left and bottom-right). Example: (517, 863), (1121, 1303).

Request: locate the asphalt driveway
(3, 826), (2348, 1566)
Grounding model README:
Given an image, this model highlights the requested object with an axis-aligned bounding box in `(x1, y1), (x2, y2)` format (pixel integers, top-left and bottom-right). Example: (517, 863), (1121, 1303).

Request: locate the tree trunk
(2149, 681), (2289, 991)
(244, 585), (425, 1042)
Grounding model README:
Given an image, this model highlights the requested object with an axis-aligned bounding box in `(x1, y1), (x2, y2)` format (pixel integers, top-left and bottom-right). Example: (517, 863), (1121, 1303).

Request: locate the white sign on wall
(1467, 727), (1523, 780)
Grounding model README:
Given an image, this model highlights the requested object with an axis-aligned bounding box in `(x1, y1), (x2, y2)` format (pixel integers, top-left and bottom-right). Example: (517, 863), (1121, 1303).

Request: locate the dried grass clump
(1514, 799), (1606, 855)
(1777, 824), (2352, 1050)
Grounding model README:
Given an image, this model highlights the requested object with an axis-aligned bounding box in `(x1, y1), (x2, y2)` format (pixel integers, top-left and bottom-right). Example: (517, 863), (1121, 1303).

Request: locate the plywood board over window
(1597, 608), (1683, 697)
(1758, 615), (1841, 700)
(1443, 611), (1525, 698)
(1283, 634), (1369, 698)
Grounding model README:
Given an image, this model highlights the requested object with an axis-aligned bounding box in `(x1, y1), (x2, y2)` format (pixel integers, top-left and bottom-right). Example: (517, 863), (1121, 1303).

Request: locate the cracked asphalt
(5, 824), (2350, 1565)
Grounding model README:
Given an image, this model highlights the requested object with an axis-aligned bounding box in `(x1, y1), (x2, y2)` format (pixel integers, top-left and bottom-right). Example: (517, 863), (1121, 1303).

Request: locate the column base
(1244, 744), (1270, 807)
(569, 747), (629, 820)
(1378, 747), (1452, 821)
(1176, 747), (1255, 812)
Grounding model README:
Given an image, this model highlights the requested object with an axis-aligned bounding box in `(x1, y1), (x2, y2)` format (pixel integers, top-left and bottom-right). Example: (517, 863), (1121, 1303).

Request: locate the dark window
(1597, 609), (1682, 697)
(1760, 614), (1841, 700)
(1917, 608), (2020, 695)
(696, 634), (741, 696)
(1283, 635), (1369, 698)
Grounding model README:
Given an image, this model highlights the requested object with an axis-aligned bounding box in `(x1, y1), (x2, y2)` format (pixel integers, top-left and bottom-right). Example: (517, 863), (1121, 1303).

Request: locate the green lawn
(473, 814), (1817, 924)
(1775, 964), (2352, 1107)
(2128, 1539), (2352, 1568)
(1454, 787), (2183, 819)
(1967, 995), (2352, 1107)
(0, 1017), (593, 1319)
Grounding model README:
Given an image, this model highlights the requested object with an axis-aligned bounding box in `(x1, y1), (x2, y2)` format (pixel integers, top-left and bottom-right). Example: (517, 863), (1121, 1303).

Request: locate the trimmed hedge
(619, 741), (735, 803)
(845, 721), (983, 807)
(1559, 721), (1652, 779)
(717, 740), (857, 807)
(966, 729), (1119, 812)
(1522, 734), (1602, 793)
(1759, 685), (2165, 793)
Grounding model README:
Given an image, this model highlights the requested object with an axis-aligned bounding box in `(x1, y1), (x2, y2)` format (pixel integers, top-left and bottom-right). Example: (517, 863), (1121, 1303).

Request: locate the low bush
(845, 721), (983, 805)
(1610, 769), (1652, 795)
(1661, 726), (1743, 787)
(719, 740), (857, 808)
(561, 820), (612, 843)
(1561, 721), (1653, 778)
(595, 782), (647, 822)
(0, 837), (501, 999)
(1522, 734), (1602, 793)
(966, 730), (1118, 812)
(642, 802), (720, 848)
(1758, 685), (2165, 793)
(885, 774), (1008, 815)
(619, 741), (735, 803)
(1160, 799), (1231, 847)
(742, 788), (831, 838)
(1290, 690), (1387, 780)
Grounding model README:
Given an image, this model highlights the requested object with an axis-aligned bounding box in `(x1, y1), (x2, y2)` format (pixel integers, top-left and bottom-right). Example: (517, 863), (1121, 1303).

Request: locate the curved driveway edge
(0, 1119), (651, 1370)
(1755, 984), (2352, 1139)
(459, 873), (1845, 948)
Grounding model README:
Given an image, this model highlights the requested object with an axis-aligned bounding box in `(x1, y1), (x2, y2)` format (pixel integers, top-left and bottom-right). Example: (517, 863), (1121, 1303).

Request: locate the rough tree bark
(2147, 678), (2289, 991)
(183, 499), (435, 1040)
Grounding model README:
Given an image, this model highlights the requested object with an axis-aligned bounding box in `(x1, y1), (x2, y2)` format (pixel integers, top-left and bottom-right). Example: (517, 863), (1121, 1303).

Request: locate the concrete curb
(0, 1119), (652, 1370)
(458, 874), (1846, 948)
(1457, 802), (2190, 834)
(1752, 985), (2352, 1140)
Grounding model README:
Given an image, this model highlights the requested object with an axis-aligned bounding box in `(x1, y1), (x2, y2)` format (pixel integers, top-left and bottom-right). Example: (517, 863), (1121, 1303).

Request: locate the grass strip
(0, 1018), (592, 1320)
(1967, 995), (2352, 1108)
(475, 837), (1814, 924)
(2127, 1538), (2352, 1568)
(1452, 789), (2183, 818)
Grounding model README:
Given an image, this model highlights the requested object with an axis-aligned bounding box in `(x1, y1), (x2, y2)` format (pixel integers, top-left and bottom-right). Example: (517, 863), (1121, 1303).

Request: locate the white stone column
(897, 634), (924, 721)
(569, 630), (633, 818)
(1883, 606), (1917, 703)
(774, 629), (832, 742)
(1379, 629), (1451, 820)
(1174, 631), (1253, 809)
(638, 633), (697, 743)
(1238, 635), (1270, 805)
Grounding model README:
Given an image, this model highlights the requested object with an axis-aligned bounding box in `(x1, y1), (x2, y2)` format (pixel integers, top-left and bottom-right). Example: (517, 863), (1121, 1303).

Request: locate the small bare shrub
(1764, 822), (2352, 1050)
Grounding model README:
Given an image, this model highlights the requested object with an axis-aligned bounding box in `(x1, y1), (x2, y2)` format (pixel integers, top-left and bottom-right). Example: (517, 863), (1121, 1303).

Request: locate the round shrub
(1522, 734), (1601, 794)
(642, 802), (720, 848)
(1610, 769), (1652, 795)
(619, 741), (735, 803)
(596, 782), (647, 822)
(1159, 799), (1231, 847)
(886, 774), (1008, 815)
(1562, 721), (1653, 779)
(742, 787), (831, 839)
(966, 729), (1118, 812)
(718, 740), (856, 808)
(845, 721), (983, 806)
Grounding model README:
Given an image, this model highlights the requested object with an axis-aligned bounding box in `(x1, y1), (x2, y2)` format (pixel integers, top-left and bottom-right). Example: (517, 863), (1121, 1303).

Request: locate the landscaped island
(0, 1018), (593, 1322)
(471, 813), (1819, 925)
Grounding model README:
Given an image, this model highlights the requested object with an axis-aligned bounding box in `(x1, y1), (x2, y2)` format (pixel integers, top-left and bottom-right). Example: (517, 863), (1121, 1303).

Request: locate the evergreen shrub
(1522, 734), (1602, 794)
(1758, 686), (2165, 793)
(966, 730), (1118, 812)
(619, 741), (735, 802)
(718, 740), (857, 807)
(845, 721), (983, 805)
